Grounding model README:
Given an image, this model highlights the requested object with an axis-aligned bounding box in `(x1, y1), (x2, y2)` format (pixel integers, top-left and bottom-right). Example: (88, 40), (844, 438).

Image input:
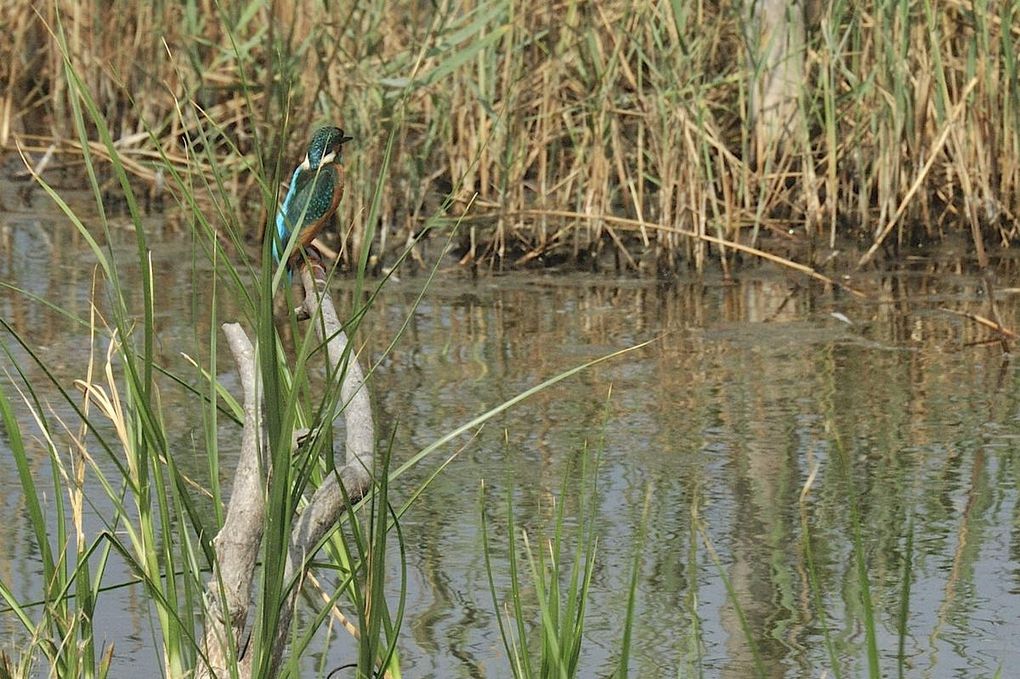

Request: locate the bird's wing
(281, 165), (339, 233)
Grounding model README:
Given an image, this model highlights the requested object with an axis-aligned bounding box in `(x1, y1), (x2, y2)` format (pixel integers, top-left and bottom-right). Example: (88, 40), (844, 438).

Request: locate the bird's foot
(294, 426), (325, 454)
(301, 247), (327, 280)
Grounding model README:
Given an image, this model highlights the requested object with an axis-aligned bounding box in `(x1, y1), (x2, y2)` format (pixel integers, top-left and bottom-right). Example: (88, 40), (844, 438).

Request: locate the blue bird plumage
(272, 126), (353, 272)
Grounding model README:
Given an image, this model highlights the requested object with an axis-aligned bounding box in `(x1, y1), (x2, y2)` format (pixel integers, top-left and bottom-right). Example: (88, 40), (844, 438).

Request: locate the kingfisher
(272, 126), (353, 273)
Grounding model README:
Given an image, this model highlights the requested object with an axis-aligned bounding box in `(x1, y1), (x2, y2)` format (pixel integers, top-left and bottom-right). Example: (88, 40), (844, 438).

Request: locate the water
(3, 185), (1020, 677)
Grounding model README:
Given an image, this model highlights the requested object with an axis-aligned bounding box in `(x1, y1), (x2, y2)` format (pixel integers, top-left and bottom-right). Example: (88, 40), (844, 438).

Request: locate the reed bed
(4, 1), (1020, 273)
(8, 2), (1016, 677)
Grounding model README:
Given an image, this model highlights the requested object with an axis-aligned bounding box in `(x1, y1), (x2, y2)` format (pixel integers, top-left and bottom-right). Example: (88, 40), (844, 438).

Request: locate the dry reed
(2, 0), (1018, 274)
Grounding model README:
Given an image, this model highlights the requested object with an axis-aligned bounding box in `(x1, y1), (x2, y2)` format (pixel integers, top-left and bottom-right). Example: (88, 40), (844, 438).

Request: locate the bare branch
(200, 264), (376, 678)
(198, 323), (266, 679)
(267, 265), (376, 677)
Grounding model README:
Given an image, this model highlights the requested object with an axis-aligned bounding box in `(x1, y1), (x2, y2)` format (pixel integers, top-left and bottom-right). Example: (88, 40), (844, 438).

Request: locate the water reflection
(3, 199), (1020, 677)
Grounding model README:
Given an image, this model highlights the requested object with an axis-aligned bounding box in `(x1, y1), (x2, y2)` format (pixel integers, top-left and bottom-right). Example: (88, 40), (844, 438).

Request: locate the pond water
(3, 185), (1020, 678)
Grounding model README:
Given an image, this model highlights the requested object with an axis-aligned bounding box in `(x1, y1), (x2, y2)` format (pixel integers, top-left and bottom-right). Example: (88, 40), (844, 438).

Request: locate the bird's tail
(271, 220), (286, 267)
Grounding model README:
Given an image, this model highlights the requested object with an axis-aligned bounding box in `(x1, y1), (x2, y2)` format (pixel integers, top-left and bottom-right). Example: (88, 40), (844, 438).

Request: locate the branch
(197, 324), (266, 678)
(263, 265), (376, 677)
(200, 264), (376, 678)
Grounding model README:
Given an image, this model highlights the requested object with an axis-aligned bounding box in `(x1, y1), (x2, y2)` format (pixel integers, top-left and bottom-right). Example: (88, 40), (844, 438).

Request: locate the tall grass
(3, 1), (1014, 676)
(0, 9), (656, 672)
(3, 1), (1018, 274)
(0, 5), (598, 676)
(481, 446), (650, 679)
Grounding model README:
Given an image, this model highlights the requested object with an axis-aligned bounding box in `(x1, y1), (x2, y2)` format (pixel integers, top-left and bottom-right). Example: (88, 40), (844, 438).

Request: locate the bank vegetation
(2, 0), (1018, 274)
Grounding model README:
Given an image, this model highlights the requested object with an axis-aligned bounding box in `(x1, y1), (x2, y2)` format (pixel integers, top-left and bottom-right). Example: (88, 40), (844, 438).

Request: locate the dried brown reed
(2, 0), (1018, 274)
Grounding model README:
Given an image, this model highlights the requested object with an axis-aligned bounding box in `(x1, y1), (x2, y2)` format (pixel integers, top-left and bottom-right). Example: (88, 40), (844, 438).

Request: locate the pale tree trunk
(745, 0), (806, 168)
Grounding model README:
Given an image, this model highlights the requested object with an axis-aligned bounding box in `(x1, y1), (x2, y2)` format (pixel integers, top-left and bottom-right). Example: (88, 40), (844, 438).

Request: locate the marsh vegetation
(2, 2), (1020, 678)
(3, 0), (1018, 273)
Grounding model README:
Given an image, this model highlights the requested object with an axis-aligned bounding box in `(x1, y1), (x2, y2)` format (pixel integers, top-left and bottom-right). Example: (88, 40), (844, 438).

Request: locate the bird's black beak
(340, 134), (354, 145)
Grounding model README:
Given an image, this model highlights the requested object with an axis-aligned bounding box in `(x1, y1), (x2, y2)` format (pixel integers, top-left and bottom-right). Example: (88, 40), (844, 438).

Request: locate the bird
(272, 126), (353, 273)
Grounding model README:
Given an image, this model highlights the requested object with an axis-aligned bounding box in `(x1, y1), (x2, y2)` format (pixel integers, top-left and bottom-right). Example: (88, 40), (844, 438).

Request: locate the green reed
(480, 407), (651, 679)
(2, 7), (399, 675)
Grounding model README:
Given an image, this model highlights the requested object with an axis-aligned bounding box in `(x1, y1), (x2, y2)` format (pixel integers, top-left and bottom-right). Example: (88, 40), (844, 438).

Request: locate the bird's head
(301, 126), (353, 171)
